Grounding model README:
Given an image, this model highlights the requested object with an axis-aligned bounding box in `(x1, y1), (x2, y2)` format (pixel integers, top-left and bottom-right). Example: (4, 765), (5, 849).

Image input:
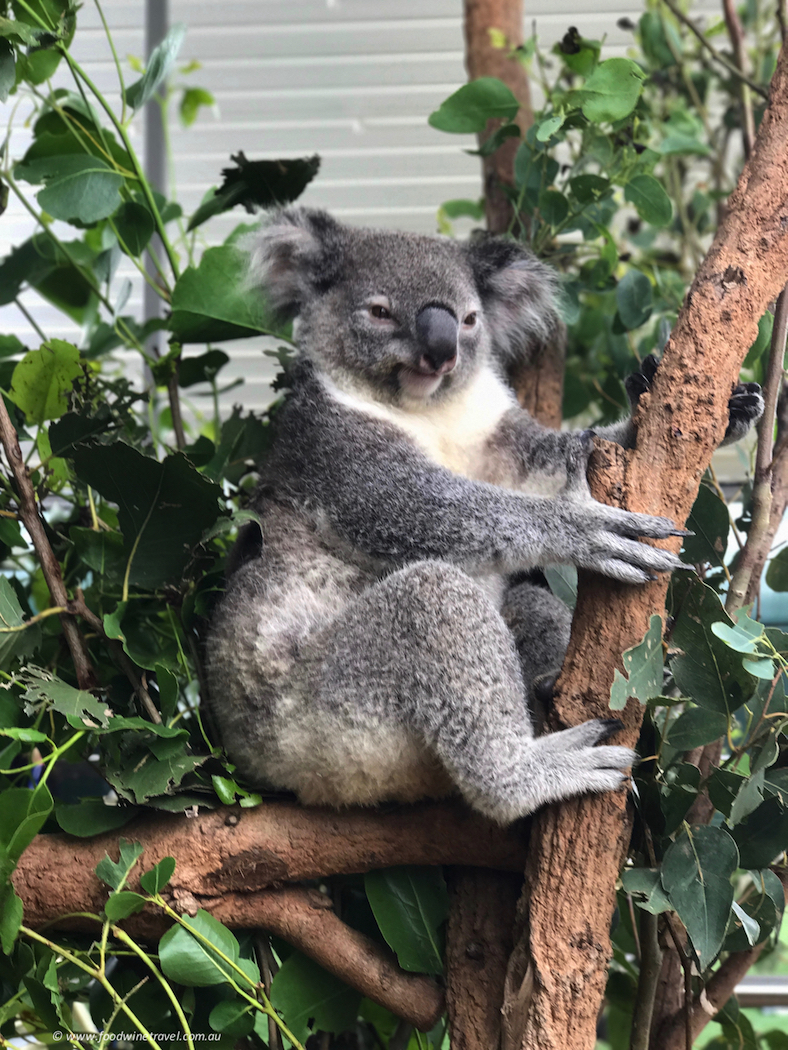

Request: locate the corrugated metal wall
(1, 0), (718, 414)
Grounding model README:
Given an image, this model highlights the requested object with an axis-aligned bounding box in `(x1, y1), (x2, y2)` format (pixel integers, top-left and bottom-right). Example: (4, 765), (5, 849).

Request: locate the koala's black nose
(415, 304), (458, 374)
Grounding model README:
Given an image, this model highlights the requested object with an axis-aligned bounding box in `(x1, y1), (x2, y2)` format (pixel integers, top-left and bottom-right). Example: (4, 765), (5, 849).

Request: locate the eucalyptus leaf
(159, 910), (240, 986)
(364, 866), (449, 975)
(681, 484), (730, 566)
(578, 58), (646, 122)
(270, 951), (362, 1046)
(615, 269), (653, 330)
(609, 615), (663, 710)
(124, 23), (187, 111)
(10, 340), (81, 424)
(660, 825), (738, 969)
(428, 77), (520, 134)
(624, 174), (673, 227)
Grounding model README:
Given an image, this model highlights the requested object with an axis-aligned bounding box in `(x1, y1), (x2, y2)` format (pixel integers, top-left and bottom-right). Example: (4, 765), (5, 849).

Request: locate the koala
(205, 208), (764, 825)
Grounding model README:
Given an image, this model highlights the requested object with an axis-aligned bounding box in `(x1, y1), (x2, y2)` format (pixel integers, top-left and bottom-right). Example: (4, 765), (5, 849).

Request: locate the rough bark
(502, 40), (788, 1050)
(14, 800), (527, 916)
(446, 868), (522, 1050)
(464, 0), (532, 234)
(14, 801), (526, 1029)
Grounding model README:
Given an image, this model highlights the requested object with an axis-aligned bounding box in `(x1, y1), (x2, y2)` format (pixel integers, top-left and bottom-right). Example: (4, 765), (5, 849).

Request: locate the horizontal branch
(14, 800), (525, 1023)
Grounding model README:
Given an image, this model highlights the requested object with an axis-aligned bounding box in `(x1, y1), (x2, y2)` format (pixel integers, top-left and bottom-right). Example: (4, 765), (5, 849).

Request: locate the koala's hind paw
(624, 353), (660, 407)
(725, 382), (764, 442)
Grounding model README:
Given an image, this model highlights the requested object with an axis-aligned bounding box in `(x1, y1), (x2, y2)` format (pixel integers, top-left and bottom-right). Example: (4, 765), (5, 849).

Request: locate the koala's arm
(593, 354), (765, 450)
(266, 377), (686, 584)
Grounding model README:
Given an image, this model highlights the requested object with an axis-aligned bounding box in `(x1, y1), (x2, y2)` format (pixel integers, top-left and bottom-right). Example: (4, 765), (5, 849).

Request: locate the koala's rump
(205, 502), (455, 806)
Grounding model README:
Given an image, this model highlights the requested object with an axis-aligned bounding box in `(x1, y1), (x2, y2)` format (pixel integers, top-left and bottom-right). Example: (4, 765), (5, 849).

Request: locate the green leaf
(670, 579), (755, 714)
(69, 444), (221, 589)
(656, 108), (711, 156)
(0, 576), (41, 670)
(104, 891), (147, 921)
(70, 526), (125, 582)
(178, 349), (229, 388)
(428, 77), (520, 134)
(212, 775), (238, 805)
(744, 310), (774, 368)
(538, 189), (569, 227)
(439, 198), (485, 221)
(271, 951), (362, 1045)
(187, 153), (320, 232)
(55, 800), (137, 837)
(21, 666), (112, 729)
(711, 610), (764, 653)
(113, 201), (155, 257)
(569, 174), (610, 203)
(0, 883), (23, 954)
(159, 910), (240, 986)
(616, 269), (653, 330)
(124, 23), (187, 110)
(0, 38), (14, 103)
(0, 785), (53, 864)
(660, 825), (738, 969)
(179, 86), (214, 127)
(95, 839), (144, 891)
(577, 58), (646, 123)
(667, 707), (727, 750)
(535, 114), (565, 142)
(743, 657), (775, 679)
(16, 154), (124, 225)
(208, 999), (254, 1037)
(621, 868), (672, 913)
(681, 484), (730, 566)
(543, 564), (577, 610)
(624, 174), (673, 227)
(610, 615), (663, 710)
(729, 770), (766, 826)
(729, 796), (788, 868)
(139, 856), (176, 895)
(766, 547), (788, 591)
(169, 245), (285, 343)
(364, 866), (449, 975)
(9, 340), (81, 424)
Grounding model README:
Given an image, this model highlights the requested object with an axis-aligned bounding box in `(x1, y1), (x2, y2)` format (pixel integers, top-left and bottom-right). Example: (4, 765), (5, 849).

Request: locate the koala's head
(247, 207), (558, 404)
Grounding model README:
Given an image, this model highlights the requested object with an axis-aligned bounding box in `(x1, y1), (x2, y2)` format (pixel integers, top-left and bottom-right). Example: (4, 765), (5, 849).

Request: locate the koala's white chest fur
(322, 366), (516, 479)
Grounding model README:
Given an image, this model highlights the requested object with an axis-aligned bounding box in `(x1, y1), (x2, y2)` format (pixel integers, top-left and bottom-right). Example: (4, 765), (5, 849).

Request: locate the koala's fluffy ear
(466, 239), (559, 362)
(244, 207), (345, 320)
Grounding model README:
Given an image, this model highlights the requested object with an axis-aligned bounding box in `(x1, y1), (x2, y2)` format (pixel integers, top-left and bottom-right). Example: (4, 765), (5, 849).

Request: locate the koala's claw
(625, 353), (660, 407)
(725, 382), (764, 441)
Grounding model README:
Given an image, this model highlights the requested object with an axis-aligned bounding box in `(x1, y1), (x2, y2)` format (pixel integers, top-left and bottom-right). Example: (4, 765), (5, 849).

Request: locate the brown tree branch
(502, 39), (788, 1050)
(722, 0), (757, 157)
(0, 397), (97, 690)
(727, 285), (788, 610)
(14, 802), (527, 1030)
(13, 801), (527, 918)
(445, 868), (521, 1050)
(464, 0), (532, 235)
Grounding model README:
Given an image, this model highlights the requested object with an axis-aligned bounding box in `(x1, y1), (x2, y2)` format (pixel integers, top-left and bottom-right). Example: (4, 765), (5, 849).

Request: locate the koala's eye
(462, 311), (478, 328)
(369, 304), (392, 321)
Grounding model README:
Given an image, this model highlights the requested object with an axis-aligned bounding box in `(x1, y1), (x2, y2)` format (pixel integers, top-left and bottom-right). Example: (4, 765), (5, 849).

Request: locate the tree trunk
(501, 39), (788, 1050)
(464, 0), (532, 235)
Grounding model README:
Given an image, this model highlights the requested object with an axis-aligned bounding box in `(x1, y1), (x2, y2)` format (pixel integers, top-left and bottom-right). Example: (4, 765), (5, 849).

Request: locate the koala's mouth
(398, 357), (456, 398)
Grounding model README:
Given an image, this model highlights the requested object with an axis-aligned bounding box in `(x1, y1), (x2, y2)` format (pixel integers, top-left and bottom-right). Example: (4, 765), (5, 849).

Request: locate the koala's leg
(303, 561), (633, 824)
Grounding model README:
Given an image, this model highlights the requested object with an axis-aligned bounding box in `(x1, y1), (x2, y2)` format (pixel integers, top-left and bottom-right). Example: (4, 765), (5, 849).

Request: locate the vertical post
(144, 0), (169, 352)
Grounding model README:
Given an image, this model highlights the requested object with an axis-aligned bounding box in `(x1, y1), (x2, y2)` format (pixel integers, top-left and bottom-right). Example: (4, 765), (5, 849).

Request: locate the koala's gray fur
(206, 208), (763, 824)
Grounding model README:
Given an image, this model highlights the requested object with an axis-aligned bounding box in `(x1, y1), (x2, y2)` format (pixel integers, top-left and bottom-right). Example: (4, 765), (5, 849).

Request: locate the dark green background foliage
(0, 1), (787, 1048)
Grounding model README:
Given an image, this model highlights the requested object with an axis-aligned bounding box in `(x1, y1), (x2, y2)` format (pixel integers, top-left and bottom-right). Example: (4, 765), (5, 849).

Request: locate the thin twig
(71, 595), (162, 724)
(727, 286), (788, 611)
(661, 0), (770, 98)
(167, 366), (186, 451)
(722, 0), (757, 157)
(0, 398), (97, 690)
(14, 298), (47, 342)
(629, 910), (662, 1050)
(664, 916), (693, 1050)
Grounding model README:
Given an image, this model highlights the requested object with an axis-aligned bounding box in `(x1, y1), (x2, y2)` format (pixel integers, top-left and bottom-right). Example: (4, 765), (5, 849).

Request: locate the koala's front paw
(624, 353), (660, 409)
(724, 382), (764, 444)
